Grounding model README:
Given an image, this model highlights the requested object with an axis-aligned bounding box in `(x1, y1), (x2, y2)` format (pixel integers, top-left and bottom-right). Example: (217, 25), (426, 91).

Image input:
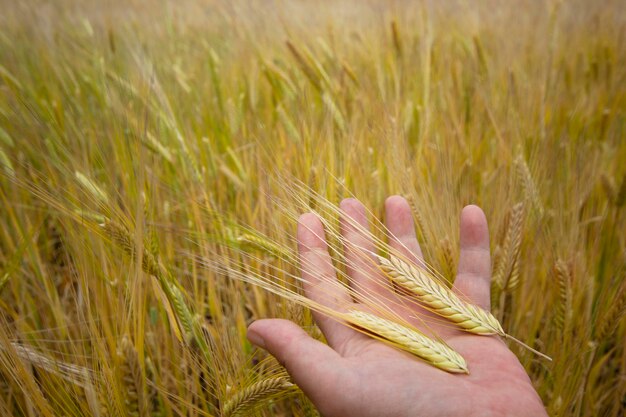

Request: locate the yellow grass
(0, 0), (625, 415)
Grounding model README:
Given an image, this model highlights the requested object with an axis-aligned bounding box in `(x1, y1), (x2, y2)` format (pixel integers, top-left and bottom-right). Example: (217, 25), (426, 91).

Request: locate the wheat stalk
(595, 277), (626, 341)
(376, 254), (551, 360)
(0, 147), (14, 176)
(616, 172), (626, 207)
(345, 310), (468, 374)
(222, 376), (295, 417)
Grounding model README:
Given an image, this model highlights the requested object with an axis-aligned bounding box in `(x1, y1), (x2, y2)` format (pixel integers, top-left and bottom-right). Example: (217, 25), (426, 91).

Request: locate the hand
(247, 196), (547, 417)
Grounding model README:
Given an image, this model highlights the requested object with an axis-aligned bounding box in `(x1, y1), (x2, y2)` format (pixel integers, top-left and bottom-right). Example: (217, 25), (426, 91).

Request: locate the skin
(247, 196), (548, 417)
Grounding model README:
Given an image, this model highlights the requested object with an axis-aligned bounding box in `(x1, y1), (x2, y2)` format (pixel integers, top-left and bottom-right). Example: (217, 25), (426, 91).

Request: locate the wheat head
(222, 376), (295, 417)
(117, 336), (148, 417)
(344, 310), (468, 374)
(236, 233), (291, 260)
(377, 254), (505, 336)
(377, 254), (552, 360)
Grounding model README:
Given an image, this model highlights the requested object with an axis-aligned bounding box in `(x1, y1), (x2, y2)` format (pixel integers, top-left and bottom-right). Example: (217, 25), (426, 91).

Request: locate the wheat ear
(102, 220), (211, 363)
(377, 254), (552, 360)
(236, 233), (291, 260)
(222, 376), (295, 417)
(8, 343), (92, 387)
(344, 310), (468, 374)
(439, 237), (455, 285)
(495, 202), (525, 292)
(515, 156), (544, 216)
(554, 260), (572, 332)
(286, 41), (321, 91)
(117, 336), (148, 417)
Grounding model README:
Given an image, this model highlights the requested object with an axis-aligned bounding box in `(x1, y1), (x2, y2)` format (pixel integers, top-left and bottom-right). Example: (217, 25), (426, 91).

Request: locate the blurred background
(0, 0), (625, 416)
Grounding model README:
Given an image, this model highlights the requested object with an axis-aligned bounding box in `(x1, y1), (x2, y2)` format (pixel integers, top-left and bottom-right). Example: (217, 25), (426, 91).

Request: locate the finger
(453, 205), (492, 310)
(247, 319), (345, 404)
(298, 213), (356, 348)
(385, 196), (446, 325)
(384, 195), (424, 263)
(339, 198), (395, 301)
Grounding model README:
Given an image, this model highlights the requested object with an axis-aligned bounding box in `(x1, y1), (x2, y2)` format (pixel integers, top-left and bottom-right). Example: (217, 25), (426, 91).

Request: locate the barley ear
(236, 233), (291, 260)
(222, 376), (296, 417)
(286, 41), (321, 91)
(439, 237), (455, 286)
(378, 254), (505, 335)
(75, 171), (109, 204)
(554, 260), (572, 332)
(377, 254), (552, 360)
(490, 245), (504, 311)
(345, 310), (468, 374)
(515, 156), (543, 216)
(406, 196), (431, 247)
(117, 336), (148, 417)
(501, 203), (525, 292)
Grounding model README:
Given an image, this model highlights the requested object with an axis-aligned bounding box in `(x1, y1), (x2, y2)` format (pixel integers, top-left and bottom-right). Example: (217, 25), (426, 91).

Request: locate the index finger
(298, 213), (358, 349)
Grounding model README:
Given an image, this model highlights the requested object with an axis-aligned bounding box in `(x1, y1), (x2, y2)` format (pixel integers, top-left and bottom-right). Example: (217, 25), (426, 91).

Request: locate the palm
(248, 196), (547, 417)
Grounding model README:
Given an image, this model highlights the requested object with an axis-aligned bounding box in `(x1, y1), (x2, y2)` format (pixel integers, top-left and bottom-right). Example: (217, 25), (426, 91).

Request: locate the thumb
(247, 319), (344, 401)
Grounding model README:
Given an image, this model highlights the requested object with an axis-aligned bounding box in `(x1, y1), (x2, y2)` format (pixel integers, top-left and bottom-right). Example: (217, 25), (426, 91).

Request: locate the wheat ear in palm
(377, 254), (551, 360)
(378, 255), (504, 335)
(345, 310), (468, 374)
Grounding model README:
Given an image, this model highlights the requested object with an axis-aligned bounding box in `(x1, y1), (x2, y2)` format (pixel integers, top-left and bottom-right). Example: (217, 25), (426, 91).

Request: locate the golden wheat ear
(376, 254), (552, 361)
(222, 376), (296, 417)
(344, 310), (469, 374)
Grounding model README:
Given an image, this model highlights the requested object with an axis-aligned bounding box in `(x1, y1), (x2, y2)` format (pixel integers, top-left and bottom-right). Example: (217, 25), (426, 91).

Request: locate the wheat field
(0, 0), (625, 415)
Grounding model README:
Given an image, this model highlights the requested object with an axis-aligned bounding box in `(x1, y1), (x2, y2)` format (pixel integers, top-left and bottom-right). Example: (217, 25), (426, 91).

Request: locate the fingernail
(247, 328), (266, 349)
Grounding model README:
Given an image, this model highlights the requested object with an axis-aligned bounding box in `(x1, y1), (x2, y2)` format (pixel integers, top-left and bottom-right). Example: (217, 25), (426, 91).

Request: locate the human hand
(247, 196), (548, 417)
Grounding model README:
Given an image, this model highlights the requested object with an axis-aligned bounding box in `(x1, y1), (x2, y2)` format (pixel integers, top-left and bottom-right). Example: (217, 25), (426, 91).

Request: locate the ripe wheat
(345, 310), (468, 374)
(222, 376), (295, 417)
(376, 254), (551, 360)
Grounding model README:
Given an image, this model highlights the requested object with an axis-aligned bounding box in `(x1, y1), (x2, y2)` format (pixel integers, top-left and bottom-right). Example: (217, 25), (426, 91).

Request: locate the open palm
(247, 196), (547, 417)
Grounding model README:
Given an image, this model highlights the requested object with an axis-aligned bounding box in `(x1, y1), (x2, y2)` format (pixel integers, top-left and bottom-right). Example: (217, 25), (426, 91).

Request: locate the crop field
(0, 0), (625, 415)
